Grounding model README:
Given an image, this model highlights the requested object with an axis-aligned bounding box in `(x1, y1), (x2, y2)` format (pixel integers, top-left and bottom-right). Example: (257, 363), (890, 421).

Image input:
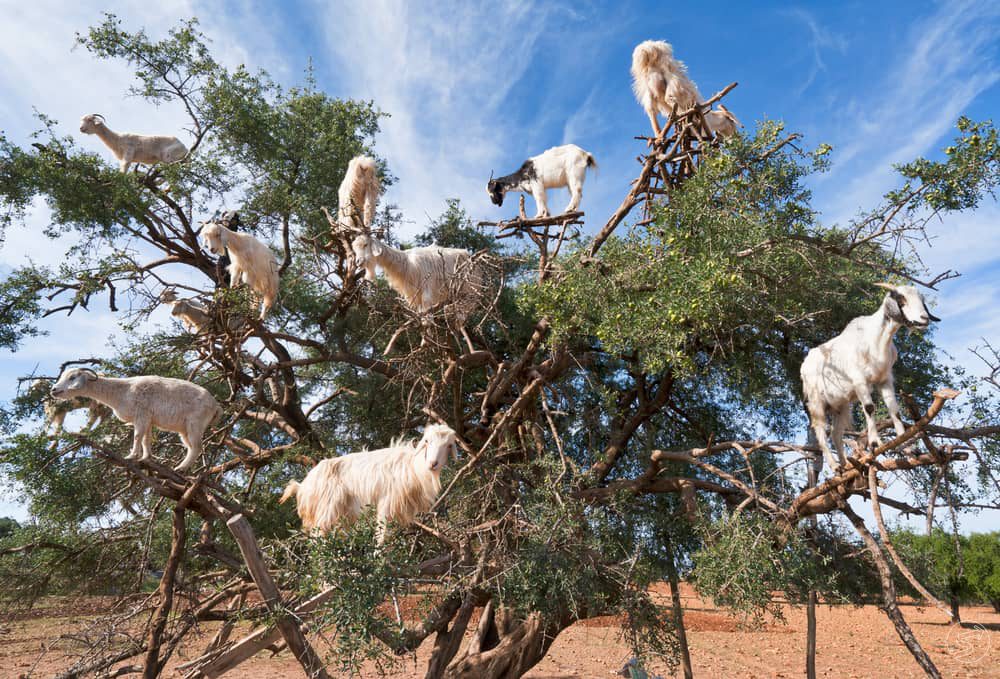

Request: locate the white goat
(630, 40), (739, 138)
(79, 114), (188, 173)
(337, 155), (380, 230)
(159, 289), (212, 333)
(29, 378), (111, 444)
(351, 233), (482, 323)
(199, 221), (279, 320)
(280, 424), (458, 543)
(49, 368), (222, 472)
(800, 283), (940, 472)
(487, 144), (597, 218)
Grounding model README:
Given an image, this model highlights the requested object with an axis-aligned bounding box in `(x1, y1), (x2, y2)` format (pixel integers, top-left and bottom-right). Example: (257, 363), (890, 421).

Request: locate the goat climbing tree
(2, 14), (1000, 679)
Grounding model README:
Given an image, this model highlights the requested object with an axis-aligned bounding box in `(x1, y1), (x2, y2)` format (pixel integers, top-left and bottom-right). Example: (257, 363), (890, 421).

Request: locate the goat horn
(80, 368), (99, 381)
(873, 282), (897, 292)
(92, 113), (105, 122)
(488, 170), (494, 182)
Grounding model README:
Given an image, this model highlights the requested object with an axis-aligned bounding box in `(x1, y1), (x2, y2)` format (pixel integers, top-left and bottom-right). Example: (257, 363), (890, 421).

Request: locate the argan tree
(2, 15), (1000, 679)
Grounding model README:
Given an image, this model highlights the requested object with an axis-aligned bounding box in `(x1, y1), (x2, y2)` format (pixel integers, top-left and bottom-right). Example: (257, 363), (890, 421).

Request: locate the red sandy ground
(2, 584), (997, 678)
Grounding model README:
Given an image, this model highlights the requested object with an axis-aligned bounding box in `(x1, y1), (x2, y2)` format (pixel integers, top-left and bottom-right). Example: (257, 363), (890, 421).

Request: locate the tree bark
(143, 505), (186, 678)
(838, 500), (942, 678)
(663, 534), (693, 679)
(227, 514), (330, 679)
(805, 460), (819, 679)
(442, 609), (569, 679)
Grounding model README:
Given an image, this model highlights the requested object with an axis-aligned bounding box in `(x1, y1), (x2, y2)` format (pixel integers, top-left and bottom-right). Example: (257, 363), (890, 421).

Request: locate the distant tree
(965, 532), (1000, 613)
(0, 517), (19, 540)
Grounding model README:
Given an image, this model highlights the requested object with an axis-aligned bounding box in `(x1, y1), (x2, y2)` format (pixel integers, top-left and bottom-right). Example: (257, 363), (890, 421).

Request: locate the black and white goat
(800, 283), (940, 472)
(487, 144), (596, 218)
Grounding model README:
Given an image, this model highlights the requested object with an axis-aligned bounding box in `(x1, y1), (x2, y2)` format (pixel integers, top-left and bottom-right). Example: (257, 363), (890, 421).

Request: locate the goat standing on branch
(199, 221), (280, 320)
(337, 155), (380, 231)
(801, 283), (940, 472)
(79, 114), (188, 173)
(630, 40), (740, 138)
(280, 424), (458, 543)
(487, 144), (597, 218)
(350, 232), (483, 327)
(49, 368), (222, 472)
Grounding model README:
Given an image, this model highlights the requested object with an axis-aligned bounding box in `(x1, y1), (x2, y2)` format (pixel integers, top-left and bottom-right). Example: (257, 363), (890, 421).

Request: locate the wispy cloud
(819, 0), (1000, 221)
(784, 8), (848, 96)
(311, 0), (590, 233)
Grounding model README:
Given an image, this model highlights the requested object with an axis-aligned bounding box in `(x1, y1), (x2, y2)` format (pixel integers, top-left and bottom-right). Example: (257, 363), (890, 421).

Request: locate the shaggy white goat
(29, 378), (111, 442)
(79, 114), (188, 173)
(337, 155), (380, 230)
(49, 368), (222, 472)
(199, 221), (280, 320)
(351, 233), (482, 323)
(800, 283), (940, 472)
(280, 424), (458, 542)
(630, 40), (738, 138)
(487, 144), (597, 218)
(159, 289), (212, 333)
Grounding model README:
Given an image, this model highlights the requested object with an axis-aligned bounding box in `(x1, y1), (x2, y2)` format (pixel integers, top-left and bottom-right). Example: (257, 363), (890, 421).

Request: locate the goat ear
(81, 368), (99, 381)
(370, 240), (383, 257)
(884, 295), (903, 321)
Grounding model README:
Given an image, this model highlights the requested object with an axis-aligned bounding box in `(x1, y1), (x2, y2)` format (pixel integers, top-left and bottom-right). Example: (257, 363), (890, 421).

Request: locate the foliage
(691, 514), (848, 626)
(891, 529), (1000, 609)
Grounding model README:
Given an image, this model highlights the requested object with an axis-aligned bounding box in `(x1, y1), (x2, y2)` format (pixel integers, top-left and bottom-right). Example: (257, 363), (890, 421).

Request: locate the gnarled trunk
(431, 604), (571, 679)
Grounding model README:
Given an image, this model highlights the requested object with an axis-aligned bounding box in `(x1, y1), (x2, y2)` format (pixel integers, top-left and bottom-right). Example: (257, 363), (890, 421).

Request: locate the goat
(79, 114), (188, 173)
(337, 155), (380, 231)
(800, 283), (940, 472)
(49, 368), (222, 472)
(280, 424), (458, 543)
(630, 40), (738, 138)
(199, 221), (279, 320)
(29, 378), (111, 446)
(351, 233), (482, 324)
(487, 144), (596, 218)
(159, 289), (212, 334)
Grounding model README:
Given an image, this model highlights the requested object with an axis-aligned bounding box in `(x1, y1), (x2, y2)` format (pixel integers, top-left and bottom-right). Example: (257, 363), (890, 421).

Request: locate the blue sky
(1, 0), (999, 529)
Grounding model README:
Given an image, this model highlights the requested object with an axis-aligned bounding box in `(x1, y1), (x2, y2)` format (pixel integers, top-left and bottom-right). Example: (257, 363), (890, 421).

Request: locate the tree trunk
(838, 500), (942, 678)
(805, 461), (818, 679)
(949, 593), (961, 624)
(663, 534), (693, 679)
(442, 608), (569, 679)
(143, 505), (186, 678)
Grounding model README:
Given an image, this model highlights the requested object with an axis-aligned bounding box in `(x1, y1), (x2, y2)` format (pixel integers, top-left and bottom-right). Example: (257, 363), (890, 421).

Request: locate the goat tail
(585, 153), (598, 174)
(279, 480), (299, 505)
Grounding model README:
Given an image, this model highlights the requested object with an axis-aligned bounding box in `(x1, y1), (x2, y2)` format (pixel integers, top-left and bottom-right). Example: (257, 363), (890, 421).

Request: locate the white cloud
(784, 8), (848, 96)
(310, 0), (590, 233)
(818, 0), (1000, 222)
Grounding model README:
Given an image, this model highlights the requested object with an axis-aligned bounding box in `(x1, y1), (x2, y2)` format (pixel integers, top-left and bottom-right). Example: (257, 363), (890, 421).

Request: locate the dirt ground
(2, 584), (997, 678)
